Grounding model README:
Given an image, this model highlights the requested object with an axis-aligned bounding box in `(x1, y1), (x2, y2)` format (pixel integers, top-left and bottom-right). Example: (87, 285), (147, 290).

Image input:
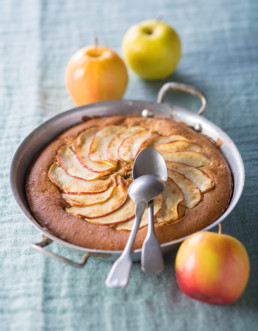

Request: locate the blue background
(1, 0), (257, 330)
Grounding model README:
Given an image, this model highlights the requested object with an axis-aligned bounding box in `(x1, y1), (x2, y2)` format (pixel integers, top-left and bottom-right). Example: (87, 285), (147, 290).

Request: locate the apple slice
(167, 161), (214, 192)
(85, 198), (135, 225)
(75, 127), (116, 173)
(89, 125), (124, 163)
(119, 130), (158, 162)
(168, 169), (202, 209)
(161, 151), (210, 167)
(142, 135), (188, 148)
(155, 140), (201, 153)
(156, 178), (184, 224)
(178, 205), (186, 219)
(48, 163), (112, 194)
(62, 176), (117, 207)
(107, 126), (145, 161)
(66, 176), (128, 218)
(115, 194), (163, 231)
(57, 145), (110, 181)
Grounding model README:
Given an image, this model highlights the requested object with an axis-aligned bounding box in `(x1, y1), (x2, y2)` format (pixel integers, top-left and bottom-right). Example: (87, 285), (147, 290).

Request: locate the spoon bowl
(133, 147), (168, 181)
(128, 174), (165, 204)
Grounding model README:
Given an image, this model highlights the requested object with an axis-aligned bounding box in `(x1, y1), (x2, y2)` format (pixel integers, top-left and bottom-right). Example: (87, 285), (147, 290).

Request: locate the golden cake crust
(26, 115), (233, 250)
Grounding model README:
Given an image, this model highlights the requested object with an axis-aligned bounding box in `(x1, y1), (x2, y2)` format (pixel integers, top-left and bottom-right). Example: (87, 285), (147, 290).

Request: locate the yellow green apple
(122, 20), (181, 80)
(65, 45), (128, 105)
(175, 230), (250, 304)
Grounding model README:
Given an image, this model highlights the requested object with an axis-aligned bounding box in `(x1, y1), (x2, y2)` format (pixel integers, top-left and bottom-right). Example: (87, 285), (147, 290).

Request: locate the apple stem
(218, 223), (222, 235)
(94, 37), (98, 56)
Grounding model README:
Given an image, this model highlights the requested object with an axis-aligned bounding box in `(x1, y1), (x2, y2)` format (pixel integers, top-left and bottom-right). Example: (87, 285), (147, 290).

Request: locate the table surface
(1, 0), (258, 330)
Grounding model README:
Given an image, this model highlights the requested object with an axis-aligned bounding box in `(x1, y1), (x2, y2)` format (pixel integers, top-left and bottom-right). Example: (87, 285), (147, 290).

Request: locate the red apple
(175, 230), (250, 304)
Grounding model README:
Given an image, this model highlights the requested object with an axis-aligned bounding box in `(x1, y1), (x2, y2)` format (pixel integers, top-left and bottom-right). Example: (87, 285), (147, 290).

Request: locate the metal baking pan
(10, 82), (245, 268)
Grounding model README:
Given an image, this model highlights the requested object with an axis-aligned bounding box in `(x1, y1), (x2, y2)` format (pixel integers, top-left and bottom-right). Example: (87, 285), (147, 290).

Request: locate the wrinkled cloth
(0, 0), (258, 330)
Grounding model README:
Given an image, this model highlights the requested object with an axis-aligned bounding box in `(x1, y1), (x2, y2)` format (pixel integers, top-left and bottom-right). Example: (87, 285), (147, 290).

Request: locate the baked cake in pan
(26, 115), (233, 250)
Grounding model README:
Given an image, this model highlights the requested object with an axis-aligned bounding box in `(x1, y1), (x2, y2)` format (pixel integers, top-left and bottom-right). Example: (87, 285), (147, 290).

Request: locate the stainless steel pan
(10, 82), (245, 268)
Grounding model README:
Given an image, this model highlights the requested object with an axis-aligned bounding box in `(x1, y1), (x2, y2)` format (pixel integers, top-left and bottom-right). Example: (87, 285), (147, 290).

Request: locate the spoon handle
(105, 201), (146, 288)
(141, 200), (164, 273)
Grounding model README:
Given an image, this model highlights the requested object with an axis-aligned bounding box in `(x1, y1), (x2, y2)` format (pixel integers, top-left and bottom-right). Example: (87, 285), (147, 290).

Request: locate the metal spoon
(132, 147), (168, 274)
(105, 174), (165, 288)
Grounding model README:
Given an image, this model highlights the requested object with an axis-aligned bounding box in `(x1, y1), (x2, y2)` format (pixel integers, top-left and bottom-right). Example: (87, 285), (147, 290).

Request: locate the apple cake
(26, 115), (233, 251)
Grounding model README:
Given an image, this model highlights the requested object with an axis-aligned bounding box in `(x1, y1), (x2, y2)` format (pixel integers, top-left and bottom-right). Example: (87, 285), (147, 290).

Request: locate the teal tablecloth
(1, 0), (258, 330)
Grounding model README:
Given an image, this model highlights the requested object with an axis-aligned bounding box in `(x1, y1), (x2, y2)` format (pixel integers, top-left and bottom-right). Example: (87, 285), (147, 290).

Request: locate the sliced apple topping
(167, 161), (214, 192)
(155, 140), (201, 153)
(107, 126), (145, 161)
(161, 151), (210, 167)
(57, 145), (109, 181)
(48, 163), (112, 194)
(66, 176), (128, 218)
(75, 127), (116, 173)
(85, 198), (135, 225)
(62, 176), (117, 207)
(119, 130), (158, 162)
(156, 178), (184, 224)
(89, 126), (124, 163)
(168, 169), (201, 209)
(115, 194), (163, 231)
(49, 123), (215, 231)
(144, 135), (187, 148)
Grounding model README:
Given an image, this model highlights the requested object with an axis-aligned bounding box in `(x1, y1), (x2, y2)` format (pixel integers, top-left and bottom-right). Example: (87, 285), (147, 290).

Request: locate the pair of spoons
(106, 147), (168, 288)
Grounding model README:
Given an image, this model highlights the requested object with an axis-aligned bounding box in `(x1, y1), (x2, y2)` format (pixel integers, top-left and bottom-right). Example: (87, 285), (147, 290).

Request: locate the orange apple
(65, 45), (128, 106)
(175, 230), (250, 304)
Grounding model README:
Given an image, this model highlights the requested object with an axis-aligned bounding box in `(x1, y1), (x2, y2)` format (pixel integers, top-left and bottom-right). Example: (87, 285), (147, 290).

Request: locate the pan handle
(31, 236), (90, 268)
(157, 82), (208, 115)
